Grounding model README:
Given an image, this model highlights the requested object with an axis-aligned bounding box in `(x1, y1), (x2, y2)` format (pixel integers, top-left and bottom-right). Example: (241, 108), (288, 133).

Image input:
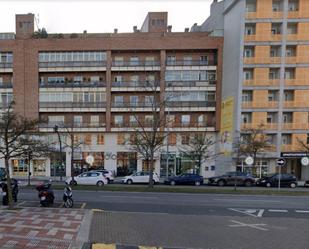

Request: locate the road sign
(245, 156), (254, 165)
(301, 157), (309, 166)
(276, 158), (286, 167)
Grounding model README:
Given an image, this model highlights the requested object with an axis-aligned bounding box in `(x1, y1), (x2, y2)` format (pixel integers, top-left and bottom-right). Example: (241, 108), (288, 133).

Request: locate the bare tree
(0, 102), (38, 208)
(240, 123), (272, 168)
(126, 81), (169, 188)
(180, 131), (216, 175)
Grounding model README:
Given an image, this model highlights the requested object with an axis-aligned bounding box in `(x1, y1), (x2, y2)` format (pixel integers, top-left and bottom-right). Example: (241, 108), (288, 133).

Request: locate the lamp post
(53, 125), (63, 181)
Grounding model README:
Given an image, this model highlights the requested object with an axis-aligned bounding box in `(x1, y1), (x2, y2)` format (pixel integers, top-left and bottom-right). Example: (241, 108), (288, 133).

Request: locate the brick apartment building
(194, 0), (309, 180)
(0, 12), (223, 178)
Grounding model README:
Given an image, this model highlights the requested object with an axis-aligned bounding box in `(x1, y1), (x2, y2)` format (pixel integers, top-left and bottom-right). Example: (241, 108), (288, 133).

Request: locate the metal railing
(112, 81), (159, 88)
(111, 102), (155, 108)
(166, 60), (216, 66)
(39, 61), (107, 68)
(165, 81), (216, 87)
(166, 101), (216, 108)
(0, 83), (13, 88)
(0, 62), (13, 68)
(39, 82), (106, 88)
(112, 61), (160, 67)
(39, 122), (105, 128)
(39, 102), (106, 108)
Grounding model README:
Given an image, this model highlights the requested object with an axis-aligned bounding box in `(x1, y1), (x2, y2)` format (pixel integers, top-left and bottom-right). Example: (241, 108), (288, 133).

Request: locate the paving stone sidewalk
(0, 207), (91, 249)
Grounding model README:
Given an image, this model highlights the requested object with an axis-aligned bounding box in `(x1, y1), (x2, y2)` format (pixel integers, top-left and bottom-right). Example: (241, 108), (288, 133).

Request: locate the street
(15, 188), (309, 249)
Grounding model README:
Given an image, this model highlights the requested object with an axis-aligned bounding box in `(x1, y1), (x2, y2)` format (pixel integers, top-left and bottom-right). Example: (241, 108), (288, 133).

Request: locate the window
(130, 96), (139, 106)
(181, 134), (190, 145)
(145, 95), (154, 106)
(243, 69), (253, 80)
(241, 113), (252, 124)
(268, 90), (278, 102)
(38, 52), (106, 62)
(145, 56), (155, 66)
(168, 133), (177, 146)
(97, 134), (104, 145)
(90, 115), (99, 126)
(130, 115), (137, 126)
(267, 113), (277, 123)
(271, 23), (282, 35)
(283, 112), (293, 123)
(47, 77), (65, 83)
(245, 23), (256, 35)
(272, 0), (283, 12)
(85, 134), (92, 145)
(145, 115), (154, 125)
(74, 76), (83, 83)
(286, 45), (297, 57)
(74, 116), (83, 125)
(181, 115), (190, 126)
(246, 0), (256, 12)
(146, 75), (155, 83)
(114, 115), (123, 126)
(287, 23), (298, 35)
(114, 56), (124, 66)
(114, 75), (122, 82)
(285, 68), (295, 79)
(166, 114), (175, 127)
(284, 90), (294, 101)
(282, 134), (292, 145)
(90, 76), (100, 82)
(270, 46), (281, 57)
(269, 68), (280, 79)
(130, 56), (139, 66)
(242, 90), (253, 102)
(48, 116), (64, 125)
(244, 46), (255, 57)
(198, 115), (206, 126)
(114, 96), (124, 107)
(183, 56), (192, 65)
(167, 55), (176, 65)
(130, 75), (139, 83)
(288, 0), (299, 11)
(200, 55), (208, 65)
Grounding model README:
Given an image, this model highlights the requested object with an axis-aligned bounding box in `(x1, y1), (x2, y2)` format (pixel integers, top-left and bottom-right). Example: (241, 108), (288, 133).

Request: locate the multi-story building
(195, 0), (309, 180)
(0, 13), (223, 178)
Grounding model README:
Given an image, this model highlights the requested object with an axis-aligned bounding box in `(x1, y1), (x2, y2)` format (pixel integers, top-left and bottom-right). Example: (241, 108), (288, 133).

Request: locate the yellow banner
(220, 97), (234, 156)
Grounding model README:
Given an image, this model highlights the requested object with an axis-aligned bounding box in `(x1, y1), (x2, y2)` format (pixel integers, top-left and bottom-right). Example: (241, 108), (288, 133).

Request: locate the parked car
(89, 169), (114, 183)
(164, 173), (204, 186)
(304, 180), (309, 187)
(208, 171), (255, 187)
(122, 171), (160, 184)
(256, 173), (297, 188)
(66, 171), (108, 186)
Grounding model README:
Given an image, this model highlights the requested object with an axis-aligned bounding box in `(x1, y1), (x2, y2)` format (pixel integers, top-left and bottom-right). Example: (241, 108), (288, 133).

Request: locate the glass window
(130, 96), (138, 106)
(130, 56), (139, 66)
(181, 115), (190, 125)
(114, 115), (123, 126)
(115, 96), (124, 106)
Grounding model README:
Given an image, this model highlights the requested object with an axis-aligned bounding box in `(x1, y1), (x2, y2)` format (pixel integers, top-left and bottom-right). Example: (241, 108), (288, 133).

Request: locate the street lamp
(53, 125), (63, 181)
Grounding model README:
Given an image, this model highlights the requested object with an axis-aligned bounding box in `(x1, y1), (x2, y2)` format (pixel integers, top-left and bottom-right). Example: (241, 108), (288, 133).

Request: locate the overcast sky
(0, 0), (212, 34)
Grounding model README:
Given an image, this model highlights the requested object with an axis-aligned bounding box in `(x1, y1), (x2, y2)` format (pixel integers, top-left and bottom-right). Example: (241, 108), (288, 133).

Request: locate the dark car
(256, 173), (297, 188)
(208, 171), (255, 187)
(164, 173), (204, 186)
(304, 180), (309, 187)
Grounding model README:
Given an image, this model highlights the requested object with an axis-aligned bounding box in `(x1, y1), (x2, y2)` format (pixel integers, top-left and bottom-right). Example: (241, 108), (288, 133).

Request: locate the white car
(89, 170), (114, 183)
(122, 171), (160, 184)
(66, 172), (108, 186)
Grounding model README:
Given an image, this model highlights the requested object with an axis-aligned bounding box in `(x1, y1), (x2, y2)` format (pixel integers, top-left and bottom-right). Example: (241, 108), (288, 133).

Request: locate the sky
(0, 0), (212, 34)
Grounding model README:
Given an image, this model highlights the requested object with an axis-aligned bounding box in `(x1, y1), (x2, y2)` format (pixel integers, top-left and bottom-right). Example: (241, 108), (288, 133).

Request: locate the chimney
(133, 26), (137, 32)
(114, 28), (118, 34)
(167, 25), (172, 32)
(184, 28), (189, 32)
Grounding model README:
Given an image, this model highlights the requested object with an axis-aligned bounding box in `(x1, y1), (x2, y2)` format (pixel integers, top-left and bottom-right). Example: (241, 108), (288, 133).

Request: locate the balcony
(242, 101), (279, 109)
(166, 60), (216, 66)
(111, 81), (160, 91)
(288, 11), (300, 19)
(271, 12), (284, 19)
(39, 122), (106, 132)
(166, 101), (216, 112)
(285, 57), (297, 64)
(39, 102), (106, 112)
(241, 123), (278, 130)
(0, 62), (13, 72)
(38, 61), (107, 72)
(0, 83), (13, 89)
(111, 61), (160, 71)
(166, 122), (216, 132)
(243, 79), (280, 86)
(165, 80), (216, 89)
(245, 12), (257, 19)
(244, 35), (256, 42)
(39, 81), (106, 88)
(111, 102), (154, 112)
(281, 123), (309, 130)
(283, 100), (305, 108)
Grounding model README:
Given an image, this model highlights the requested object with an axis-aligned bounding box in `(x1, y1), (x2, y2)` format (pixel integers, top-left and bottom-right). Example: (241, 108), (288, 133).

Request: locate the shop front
(281, 152), (309, 180)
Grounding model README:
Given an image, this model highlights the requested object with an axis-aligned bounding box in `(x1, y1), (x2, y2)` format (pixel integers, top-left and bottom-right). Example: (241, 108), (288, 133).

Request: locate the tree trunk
(71, 135), (75, 181)
(4, 157), (13, 209)
(148, 156), (154, 188)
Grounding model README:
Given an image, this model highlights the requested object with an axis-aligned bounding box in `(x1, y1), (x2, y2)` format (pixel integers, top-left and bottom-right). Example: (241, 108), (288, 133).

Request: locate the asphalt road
(17, 189), (309, 249)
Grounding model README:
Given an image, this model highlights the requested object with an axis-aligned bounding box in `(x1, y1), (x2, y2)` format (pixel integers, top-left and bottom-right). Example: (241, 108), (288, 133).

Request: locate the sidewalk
(0, 207), (92, 249)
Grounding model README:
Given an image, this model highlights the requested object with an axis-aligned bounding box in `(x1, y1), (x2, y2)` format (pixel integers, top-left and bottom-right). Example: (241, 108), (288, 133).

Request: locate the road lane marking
(268, 209), (288, 213)
(92, 243), (116, 249)
(81, 202), (86, 209)
(215, 198), (281, 203)
(229, 208), (264, 218)
(228, 220), (269, 231)
(295, 210), (309, 213)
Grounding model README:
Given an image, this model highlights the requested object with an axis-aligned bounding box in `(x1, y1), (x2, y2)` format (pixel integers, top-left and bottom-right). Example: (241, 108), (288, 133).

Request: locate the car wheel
(244, 180), (252, 187)
(70, 180), (77, 186)
(218, 180), (225, 187)
(195, 181), (201, 186)
(127, 179), (133, 185)
(266, 182), (271, 188)
(96, 181), (104, 187)
(290, 182), (297, 188)
(170, 180), (176, 186)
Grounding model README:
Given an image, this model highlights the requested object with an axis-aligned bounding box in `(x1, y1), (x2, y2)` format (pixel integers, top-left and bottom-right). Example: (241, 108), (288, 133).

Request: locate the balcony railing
(166, 60), (216, 66)
(111, 122), (215, 128)
(112, 61), (160, 67)
(39, 61), (107, 68)
(165, 81), (216, 87)
(0, 83), (13, 88)
(166, 101), (216, 108)
(39, 102), (106, 108)
(111, 102), (154, 108)
(40, 81), (106, 88)
(0, 62), (13, 68)
(112, 81), (159, 88)
(39, 122), (105, 128)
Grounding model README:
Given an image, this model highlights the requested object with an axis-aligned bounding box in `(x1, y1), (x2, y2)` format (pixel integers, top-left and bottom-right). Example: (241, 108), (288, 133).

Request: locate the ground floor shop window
(12, 159), (28, 176)
(33, 159), (46, 176)
(239, 160), (269, 178)
(117, 152), (137, 176)
(50, 152), (66, 177)
(160, 153), (176, 177)
(82, 152), (104, 172)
